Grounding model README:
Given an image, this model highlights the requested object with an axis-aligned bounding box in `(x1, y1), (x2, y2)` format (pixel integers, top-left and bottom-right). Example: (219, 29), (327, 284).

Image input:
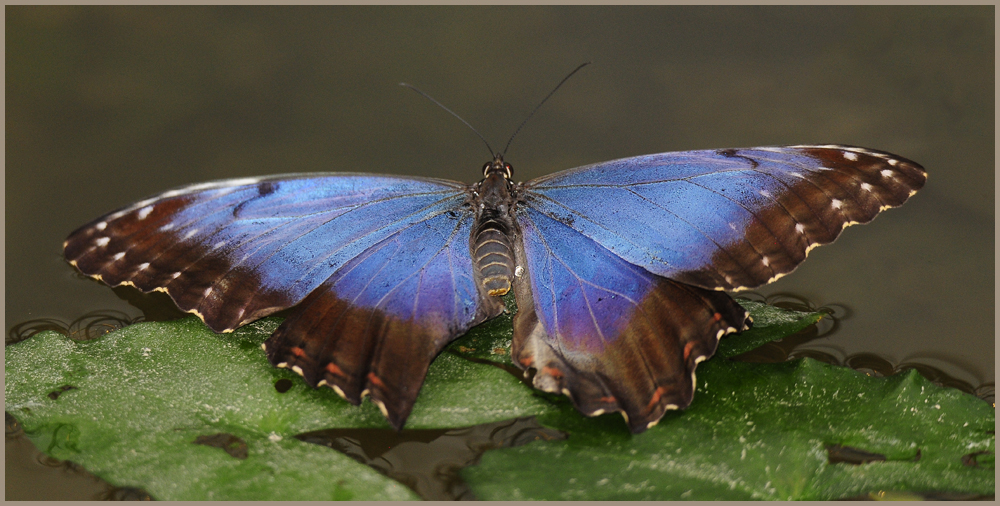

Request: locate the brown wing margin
(675, 145), (927, 292)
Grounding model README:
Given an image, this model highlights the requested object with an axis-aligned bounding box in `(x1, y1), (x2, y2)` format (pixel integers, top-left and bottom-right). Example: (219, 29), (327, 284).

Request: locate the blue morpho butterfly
(63, 66), (926, 433)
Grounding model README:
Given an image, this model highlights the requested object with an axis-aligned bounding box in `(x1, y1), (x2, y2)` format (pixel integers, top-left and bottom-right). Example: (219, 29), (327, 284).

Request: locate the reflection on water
(298, 417), (567, 500)
(7, 310), (142, 345)
(734, 292), (995, 407)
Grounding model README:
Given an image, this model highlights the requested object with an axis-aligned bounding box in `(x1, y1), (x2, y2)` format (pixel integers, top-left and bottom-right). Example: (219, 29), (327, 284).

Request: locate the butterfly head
(483, 153), (513, 180)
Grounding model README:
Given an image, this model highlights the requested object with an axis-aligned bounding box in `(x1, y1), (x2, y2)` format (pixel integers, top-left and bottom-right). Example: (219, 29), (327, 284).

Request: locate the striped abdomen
(474, 211), (515, 296)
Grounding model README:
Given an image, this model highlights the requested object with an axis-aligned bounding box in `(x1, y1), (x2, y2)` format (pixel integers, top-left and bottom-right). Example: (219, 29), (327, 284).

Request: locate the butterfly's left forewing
(64, 174), (470, 331)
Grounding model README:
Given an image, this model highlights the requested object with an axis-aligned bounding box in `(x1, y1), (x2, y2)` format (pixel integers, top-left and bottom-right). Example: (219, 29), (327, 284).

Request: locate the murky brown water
(6, 6), (993, 500)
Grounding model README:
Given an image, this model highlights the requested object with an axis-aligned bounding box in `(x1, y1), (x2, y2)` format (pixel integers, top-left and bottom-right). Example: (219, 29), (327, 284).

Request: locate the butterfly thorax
(471, 155), (517, 297)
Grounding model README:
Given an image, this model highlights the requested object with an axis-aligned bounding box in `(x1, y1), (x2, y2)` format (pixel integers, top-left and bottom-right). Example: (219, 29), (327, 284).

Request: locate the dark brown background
(6, 5), (993, 499)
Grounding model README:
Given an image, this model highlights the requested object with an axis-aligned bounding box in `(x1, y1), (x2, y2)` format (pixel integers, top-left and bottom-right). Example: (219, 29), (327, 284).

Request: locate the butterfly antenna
(400, 82), (496, 157)
(501, 62), (591, 156)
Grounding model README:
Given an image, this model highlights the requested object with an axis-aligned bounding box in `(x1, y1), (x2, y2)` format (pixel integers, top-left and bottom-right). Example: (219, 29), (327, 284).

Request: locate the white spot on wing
(112, 252), (125, 261)
(136, 206), (154, 220)
(831, 199), (842, 209)
(881, 169), (894, 178)
(212, 241), (226, 250)
(843, 151), (858, 161)
(95, 221), (107, 231)
(795, 223), (805, 234)
(888, 159), (899, 166)
(203, 287), (213, 297)
(95, 237), (110, 247)
(171, 271), (182, 279)
(138, 262), (150, 271)
(761, 256), (770, 267)
(860, 182), (873, 192)
(514, 265), (523, 277)
(183, 228), (199, 240)
(160, 223), (175, 231)
(291, 365), (304, 376)
(759, 189), (771, 198)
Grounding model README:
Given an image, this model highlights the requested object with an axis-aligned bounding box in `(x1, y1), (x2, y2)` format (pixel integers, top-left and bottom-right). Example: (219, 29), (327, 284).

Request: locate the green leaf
(8, 300), (989, 500)
(715, 299), (826, 358)
(462, 358), (994, 500)
(5, 318), (418, 500)
(4, 307), (564, 500)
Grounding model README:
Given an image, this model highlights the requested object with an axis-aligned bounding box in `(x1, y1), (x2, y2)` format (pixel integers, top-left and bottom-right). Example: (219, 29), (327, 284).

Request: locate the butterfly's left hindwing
(264, 205), (503, 429)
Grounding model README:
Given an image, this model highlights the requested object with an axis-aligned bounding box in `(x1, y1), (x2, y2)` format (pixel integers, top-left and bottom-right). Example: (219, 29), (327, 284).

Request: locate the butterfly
(63, 140), (925, 433)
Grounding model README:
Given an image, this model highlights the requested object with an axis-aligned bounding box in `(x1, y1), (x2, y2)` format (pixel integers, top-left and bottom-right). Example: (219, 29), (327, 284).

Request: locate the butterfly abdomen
(472, 162), (517, 298)
(473, 210), (515, 296)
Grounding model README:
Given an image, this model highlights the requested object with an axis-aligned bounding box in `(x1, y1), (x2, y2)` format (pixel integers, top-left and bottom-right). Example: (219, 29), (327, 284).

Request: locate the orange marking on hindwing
(713, 312), (722, 321)
(646, 386), (668, 411)
(599, 396), (617, 404)
(519, 357), (534, 367)
(367, 372), (386, 389)
(325, 362), (345, 377)
(541, 366), (563, 379)
(290, 346), (307, 358)
(684, 341), (696, 361)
